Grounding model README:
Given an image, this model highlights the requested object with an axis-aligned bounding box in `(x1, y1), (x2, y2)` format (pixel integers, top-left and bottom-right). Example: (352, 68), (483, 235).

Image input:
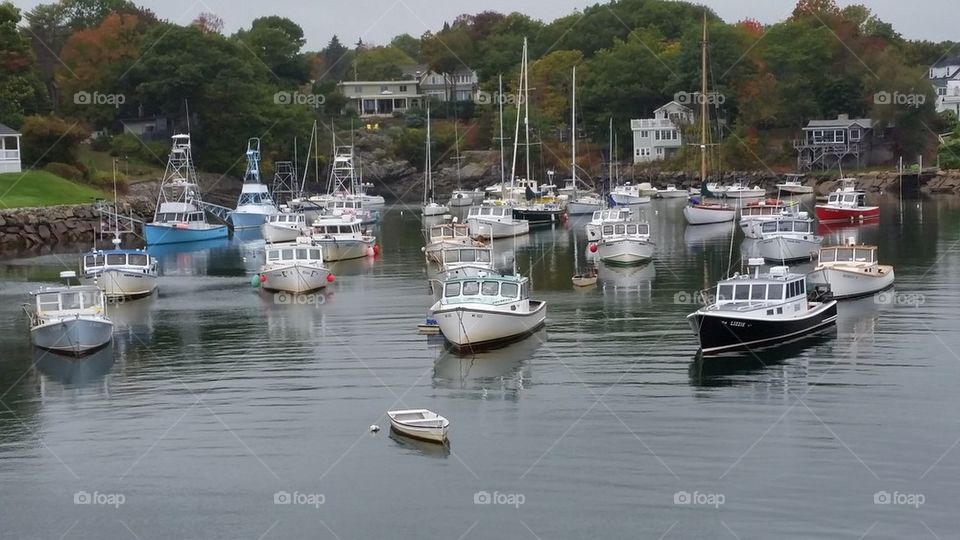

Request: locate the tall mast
(508, 40), (525, 194)
(608, 118), (613, 191)
(700, 11), (708, 184)
(571, 66), (577, 192)
(523, 37), (531, 182)
(424, 102), (431, 205)
(498, 74), (505, 189)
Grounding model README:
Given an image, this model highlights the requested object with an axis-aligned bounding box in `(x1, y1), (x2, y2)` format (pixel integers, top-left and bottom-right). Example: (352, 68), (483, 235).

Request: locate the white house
(418, 68), (479, 102)
(338, 80), (424, 118)
(631, 101), (693, 163)
(0, 122), (22, 174)
(930, 56), (960, 116)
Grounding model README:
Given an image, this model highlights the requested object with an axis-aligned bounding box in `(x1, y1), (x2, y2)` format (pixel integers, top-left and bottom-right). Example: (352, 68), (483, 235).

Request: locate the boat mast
(508, 40), (526, 198)
(571, 66), (577, 195)
(608, 118), (613, 192)
(498, 74), (505, 190)
(700, 11), (708, 185)
(523, 37), (531, 184)
(424, 102), (431, 205)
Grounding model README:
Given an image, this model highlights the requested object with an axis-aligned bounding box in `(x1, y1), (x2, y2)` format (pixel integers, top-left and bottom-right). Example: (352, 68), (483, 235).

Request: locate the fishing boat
(467, 205), (529, 240)
(309, 215), (376, 261)
(815, 180), (879, 223)
(739, 199), (789, 239)
(809, 242), (894, 299)
(422, 105), (450, 217)
(656, 184), (689, 198)
(258, 237), (332, 293)
(80, 244), (158, 300)
(610, 183), (651, 205)
(24, 271), (114, 356)
(776, 175), (814, 194)
(723, 182), (766, 199)
(431, 272), (546, 350)
(434, 245), (494, 273)
(356, 182), (385, 209)
(596, 222), (655, 266)
(261, 211), (309, 243)
(144, 134), (229, 245)
(424, 222), (475, 263)
(586, 208), (631, 241)
(756, 217), (822, 263)
(387, 409), (449, 443)
(683, 195), (735, 225)
(229, 138), (278, 229)
(449, 189), (483, 207)
(687, 259), (837, 354)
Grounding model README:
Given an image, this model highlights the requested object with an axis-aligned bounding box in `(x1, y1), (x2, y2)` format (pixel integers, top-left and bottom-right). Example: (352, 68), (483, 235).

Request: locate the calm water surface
(1, 196), (959, 539)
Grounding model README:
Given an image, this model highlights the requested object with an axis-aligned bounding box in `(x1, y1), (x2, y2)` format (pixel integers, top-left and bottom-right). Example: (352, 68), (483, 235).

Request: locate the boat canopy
(601, 222), (650, 237)
(761, 219), (813, 234)
(711, 270), (806, 310)
(819, 245), (877, 263)
(266, 244), (324, 264)
(442, 247), (492, 265)
(441, 275), (529, 305)
(83, 251), (153, 272)
(35, 286), (104, 314)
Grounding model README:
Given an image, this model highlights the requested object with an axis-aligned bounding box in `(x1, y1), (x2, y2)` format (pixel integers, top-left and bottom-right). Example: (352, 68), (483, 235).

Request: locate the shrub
(44, 162), (84, 182)
(91, 134), (113, 152)
(109, 133), (142, 158)
(21, 115), (88, 166)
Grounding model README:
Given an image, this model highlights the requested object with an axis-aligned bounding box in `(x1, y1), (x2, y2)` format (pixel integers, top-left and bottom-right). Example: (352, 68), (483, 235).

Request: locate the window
(481, 282), (499, 296)
(380, 85), (388, 92)
(354, 86), (363, 94)
(602, 225), (614, 235)
(267, 250), (279, 261)
(461, 250), (477, 262)
(462, 281), (480, 295)
(444, 283), (461, 297)
(849, 128), (862, 141)
(641, 131), (648, 138)
(296, 248), (309, 259)
(501, 282), (519, 298)
(129, 254), (148, 266)
(718, 284), (733, 301)
(106, 253), (126, 265)
(38, 293), (60, 312)
(768, 283), (783, 300)
(836, 248), (854, 262)
(751, 284), (766, 300)
(310, 249), (322, 260)
(444, 250), (460, 263)
(477, 251), (491, 263)
(62, 292), (82, 310)
(657, 148), (664, 156)
(399, 85), (408, 92)
(281, 250), (294, 261)
(735, 285), (750, 301)
(820, 249), (836, 263)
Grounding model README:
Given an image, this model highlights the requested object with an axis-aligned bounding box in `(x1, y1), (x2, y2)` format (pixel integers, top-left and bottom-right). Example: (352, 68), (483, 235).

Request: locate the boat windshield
(38, 289), (101, 311)
(84, 254), (105, 269)
(267, 247), (322, 262)
(443, 279), (522, 302)
(238, 192), (273, 205)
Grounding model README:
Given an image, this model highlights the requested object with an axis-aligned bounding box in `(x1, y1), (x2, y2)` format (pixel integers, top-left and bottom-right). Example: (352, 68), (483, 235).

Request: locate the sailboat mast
(425, 103), (431, 205)
(508, 43), (525, 195)
(523, 37), (531, 182)
(571, 66), (577, 190)
(608, 118), (613, 192)
(700, 12), (708, 184)
(498, 74), (505, 188)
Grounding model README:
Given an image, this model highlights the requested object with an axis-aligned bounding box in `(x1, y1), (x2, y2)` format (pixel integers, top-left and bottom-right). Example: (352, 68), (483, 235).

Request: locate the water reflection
(33, 344), (115, 390)
(432, 327), (543, 395)
(388, 429), (451, 459)
(152, 238), (232, 276)
(684, 222), (735, 247)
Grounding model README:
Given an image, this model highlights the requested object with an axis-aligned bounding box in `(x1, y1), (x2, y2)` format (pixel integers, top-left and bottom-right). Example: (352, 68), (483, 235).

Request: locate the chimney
(837, 113), (849, 121)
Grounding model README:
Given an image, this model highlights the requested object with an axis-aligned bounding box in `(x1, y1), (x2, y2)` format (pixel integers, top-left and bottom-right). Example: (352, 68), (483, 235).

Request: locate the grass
(0, 171), (109, 209)
(76, 146), (166, 182)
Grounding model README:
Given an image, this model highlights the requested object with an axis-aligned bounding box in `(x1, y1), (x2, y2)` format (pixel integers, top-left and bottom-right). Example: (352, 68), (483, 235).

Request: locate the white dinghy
(387, 409), (450, 443)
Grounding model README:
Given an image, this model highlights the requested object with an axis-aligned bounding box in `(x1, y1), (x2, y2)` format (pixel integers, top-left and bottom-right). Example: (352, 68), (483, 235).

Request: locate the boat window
(461, 250), (477, 262)
(794, 221), (811, 233)
(444, 283), (460, 297)
(84, 255), (102, 268)
(718, 284), (733, 301)
(267, 250), (279, 261)
(296, 248), (309, 260)
(854, 248), (874, 262)
(751, 284), (766, 300)
(520, 282), (529, 299)
(443, 250), (460, 263)
(501, 282), (519, 298)
(61, 292), (82, 310)
(829, 194), (839, 203)
(469, 208), (479, 216)
(310, 249), (321, 260)
(638, 224), (650, 235)
(778, 221), (794, 232)
(799, 280), (806, 296)
(79, 290), (99, 308)
(735, 284), (750, 301)
(820, 249), (837, 263)
(462, 281), (480, 295)
(477, 251), (491, 263)
(836, 248), (854, 262)
(281, 250), (294, 261)
(37, 293), (60, 311)
(480, 208), (492, 216)
(615, 224), (626, 235)
(128, 254), (148, 266)
(106, 253), (126, 266)
(762, 222), (778, 233)
(481, 282), (499, 296)
(602, 225), (614, 235)
(768, 283), (784, 300)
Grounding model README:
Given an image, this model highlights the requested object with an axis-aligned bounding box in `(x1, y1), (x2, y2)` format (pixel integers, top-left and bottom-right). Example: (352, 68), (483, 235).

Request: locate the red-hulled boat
(814, 180), (879, 223)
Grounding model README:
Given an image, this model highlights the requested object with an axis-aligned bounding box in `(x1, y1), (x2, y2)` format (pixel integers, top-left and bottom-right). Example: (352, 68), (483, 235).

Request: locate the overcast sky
(12, 0), (958, 50)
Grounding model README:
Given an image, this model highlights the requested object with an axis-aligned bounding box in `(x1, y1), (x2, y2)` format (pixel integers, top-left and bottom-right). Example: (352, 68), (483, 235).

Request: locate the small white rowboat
(387, 409), (450, 443)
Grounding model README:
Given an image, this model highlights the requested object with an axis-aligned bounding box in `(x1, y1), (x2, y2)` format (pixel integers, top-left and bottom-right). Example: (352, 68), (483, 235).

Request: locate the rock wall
(0, 198), (154, 251)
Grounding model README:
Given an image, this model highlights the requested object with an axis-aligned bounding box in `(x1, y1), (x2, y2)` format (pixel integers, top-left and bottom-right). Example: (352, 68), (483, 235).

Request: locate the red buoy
(259, 274), (267, 283)
(373, 244), (380, 256)
(589, 243), (598, 253)
(327, 274), (335, 283)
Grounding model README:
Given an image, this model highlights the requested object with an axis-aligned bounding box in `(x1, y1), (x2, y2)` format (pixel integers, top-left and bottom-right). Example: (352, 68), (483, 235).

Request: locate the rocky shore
(0, 198), (154, 251)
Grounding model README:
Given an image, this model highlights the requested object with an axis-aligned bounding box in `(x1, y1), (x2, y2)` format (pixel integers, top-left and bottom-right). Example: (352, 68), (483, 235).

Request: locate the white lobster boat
(683, 202), (735, 225)
(449, 189), (483, 207)
(567, 193), (604, 215)
(24, 272), (114, 356)
(656, 184), (689, 198)
(739, 199), (789, 239)
(310, 215), (376, 261)
(424, 222), (474, 262)
(723, 182), (766, 199)
(259, 238), (332, 293)
(431, 272), (546, 350)
(80, 247), (158, 300)
(387, 409), (449, 443)
(809, 243), (894, 299)
(585, 208), (631, 241)
(756, 218), (822, 263)
(610, 183), (651, 205)
(466, 205), (529, 240)
(261, 212), (309, 243)
(596, 222), (655, 266)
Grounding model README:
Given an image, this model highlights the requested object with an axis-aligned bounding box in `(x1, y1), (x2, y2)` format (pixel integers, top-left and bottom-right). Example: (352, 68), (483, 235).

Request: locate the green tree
(234, 16), (310, 84)
(20, 114), (87, 165)
(0, 2), (49, 128)
(353, 46), (414, 80)
(390, 34), (423, 63)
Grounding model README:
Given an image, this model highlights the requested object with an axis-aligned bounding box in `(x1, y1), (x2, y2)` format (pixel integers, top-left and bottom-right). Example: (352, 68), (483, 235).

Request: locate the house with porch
(0, 122), (22, 173)
(418, 68), (479, 102)
(338, 80), (424, 118)
(630, 101), (694, 163)
(929, 56), (960, 116)
(794, 114), (892, 171)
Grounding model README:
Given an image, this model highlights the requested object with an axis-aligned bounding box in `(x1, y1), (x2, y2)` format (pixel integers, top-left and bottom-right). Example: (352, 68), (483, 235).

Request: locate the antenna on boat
(184, 99), (191, 134)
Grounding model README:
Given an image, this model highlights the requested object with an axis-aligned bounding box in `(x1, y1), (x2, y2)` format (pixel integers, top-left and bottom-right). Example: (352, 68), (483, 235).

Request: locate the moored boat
(777, 175), (814, 194)
(657, 184), (689, 198)
(586, 208), (631, 241)
(815, 180), (879, 223)
(809, 243), (894, 299)
(683, 199), (736, 225)
(261, 212), (309, 244)
(756, 217), (822, 263)
(309, 215), (376, 261)
(24, 272), (114, 356)
(387, 409), (449, 443)
(80, 246), (158, 300)
(596, 222), (655, 266)
(610, 183), (651, 205)
(739, 199), (789, 239)
(229, 138), (278, 229)
(467, 205), (529, 240)
(258, 238), (332, 293)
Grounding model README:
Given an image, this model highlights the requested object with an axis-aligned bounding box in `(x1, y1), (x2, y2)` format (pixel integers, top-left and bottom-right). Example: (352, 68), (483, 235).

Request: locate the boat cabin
(428, 223), (470, 243)
(590, 209), (631, 223)
(237, 187), (274, 206)
(267, 213), (306, 226)
(818, 245), (877, 264)
(712, 267), (807, 313)
(741, 203), (786, 219)
(441, 275), (529, 305)
(826, 190), (867, 208)
(82, 251), (155, 274)
(601, 222), (650, 238)
(468, 206), (513, 219)
(441, 246), (493, 267)
(313, 220), (362, 236)
(760, 219), (813, 235)
(328, 198), (364, 212)
(35, 286), (106, 315)
(265, 243), (325, 265)
(154, 210), (205, 224)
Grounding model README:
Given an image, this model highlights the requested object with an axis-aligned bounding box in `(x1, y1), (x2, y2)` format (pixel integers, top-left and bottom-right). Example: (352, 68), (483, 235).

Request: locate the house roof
(933, 56), (960, 68)
(0, 122), (21, 136)
(338, 80), (419, 86)
(655, 100), (693, 113)
(804, 116), (873, 129)
(930, 67), (960, 86)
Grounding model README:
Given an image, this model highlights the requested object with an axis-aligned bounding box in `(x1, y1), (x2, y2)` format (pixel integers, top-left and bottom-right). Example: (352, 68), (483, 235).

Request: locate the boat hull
(313, 239), (374, 261)
(80, 270), (157, 300)
(817, 266), (895, 299)
(31, 317), (114, 356)
(434, 301), (546, 350)
(144, 223), (229, 245)
(657, 190), (689, 199)
(261, 264), (331, 294)
(814, 205), (880, 223)
(777, 184), (814, 194)
(597, 239), (654, 266)
(724, 190), (766, 199)
(688, 301), (837, 354)
(423, 204), (449, 217)
(611, 193), (650, 205)
(230, 210), (274, 229)
(467, 218), (529, 239)
(260, 223), (305, 244)
(567, 200), (602, 215)
(684, 205), (735, 225)
(756, 235), (821, 263)
(388, 419), (448, 443)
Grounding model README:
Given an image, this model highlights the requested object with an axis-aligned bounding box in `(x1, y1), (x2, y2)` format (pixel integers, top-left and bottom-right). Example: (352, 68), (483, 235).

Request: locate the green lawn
(0, 171), (109, 208)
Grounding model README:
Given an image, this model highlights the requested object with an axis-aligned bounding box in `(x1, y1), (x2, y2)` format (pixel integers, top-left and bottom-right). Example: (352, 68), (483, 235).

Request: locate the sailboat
(566, 66), (603, 216)
(230, 137), (279, 229)
(682, 22), (735, 226)
(422, 104), (449, 217)
(144, 133), (229, 245)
